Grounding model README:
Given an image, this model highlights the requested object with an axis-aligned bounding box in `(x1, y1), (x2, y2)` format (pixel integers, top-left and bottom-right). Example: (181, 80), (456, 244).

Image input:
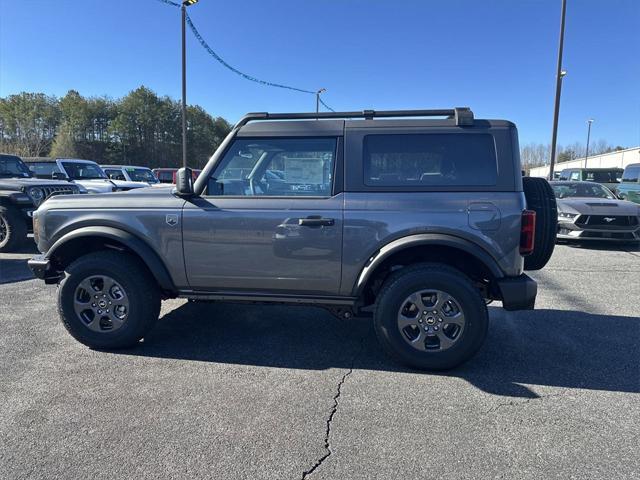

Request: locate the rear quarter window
(363, 133), (497, 187)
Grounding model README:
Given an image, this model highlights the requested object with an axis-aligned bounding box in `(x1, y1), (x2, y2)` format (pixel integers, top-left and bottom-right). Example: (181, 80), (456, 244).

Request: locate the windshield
(126, 167), (158, 183)
(61, 162), (106, 180)
(0, 155), (32, 178)
(552, 182), (616, 199)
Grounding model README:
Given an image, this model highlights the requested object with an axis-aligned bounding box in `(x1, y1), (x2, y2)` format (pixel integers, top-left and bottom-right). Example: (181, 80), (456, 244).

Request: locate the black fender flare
(46, 226), (176, 292)
(353, 233), (504, 296)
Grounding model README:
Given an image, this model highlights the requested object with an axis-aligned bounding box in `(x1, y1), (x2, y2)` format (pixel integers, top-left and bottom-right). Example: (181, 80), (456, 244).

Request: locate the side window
(31, 162), (61, 178)
(569, 171), (581, 181)
(622, 166), (640, 182)
(105, 169), (126, 181)
(363, 133), (497, 187)
(207, 138), (337, 197)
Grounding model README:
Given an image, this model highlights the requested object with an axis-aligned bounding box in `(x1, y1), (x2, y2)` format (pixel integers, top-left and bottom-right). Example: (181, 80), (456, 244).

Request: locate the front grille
(582, 231), (636, 240)
(41, 185), (78, 199)
(575, 215), (638, 229)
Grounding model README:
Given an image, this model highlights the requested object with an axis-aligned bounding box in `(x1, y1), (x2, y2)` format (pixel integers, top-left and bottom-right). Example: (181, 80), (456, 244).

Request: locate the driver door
(182, 136), (343, 295)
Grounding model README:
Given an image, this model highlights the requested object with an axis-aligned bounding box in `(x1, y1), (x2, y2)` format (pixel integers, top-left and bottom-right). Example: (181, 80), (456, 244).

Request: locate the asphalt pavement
(0, 241), (638, 479)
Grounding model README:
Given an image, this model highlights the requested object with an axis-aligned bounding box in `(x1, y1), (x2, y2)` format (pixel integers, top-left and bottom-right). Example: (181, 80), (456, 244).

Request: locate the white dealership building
(529, 146), (640, 178)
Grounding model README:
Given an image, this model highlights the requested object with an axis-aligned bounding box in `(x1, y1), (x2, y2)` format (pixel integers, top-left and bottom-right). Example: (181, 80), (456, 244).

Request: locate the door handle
(298, 216), (335, 227)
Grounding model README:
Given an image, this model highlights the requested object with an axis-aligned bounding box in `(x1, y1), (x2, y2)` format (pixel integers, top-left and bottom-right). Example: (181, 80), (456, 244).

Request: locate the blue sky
(1, 0), (638, 146)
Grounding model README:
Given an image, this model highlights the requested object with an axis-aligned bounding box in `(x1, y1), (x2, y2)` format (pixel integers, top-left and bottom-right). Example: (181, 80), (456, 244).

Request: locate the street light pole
(548, 0), (568, 181)
(181, 0), (199, 170)
(584, 118), (594, 168)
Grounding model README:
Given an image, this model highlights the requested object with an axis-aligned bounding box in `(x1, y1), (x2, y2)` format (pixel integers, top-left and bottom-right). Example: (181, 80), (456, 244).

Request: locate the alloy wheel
(73, 275), (130, 333)
(397, 289), (466, 351)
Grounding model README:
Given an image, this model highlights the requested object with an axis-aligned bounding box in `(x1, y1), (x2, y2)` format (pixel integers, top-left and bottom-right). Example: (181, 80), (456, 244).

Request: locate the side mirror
(52, 172), (68, 181)
(175, 167), (195, 197)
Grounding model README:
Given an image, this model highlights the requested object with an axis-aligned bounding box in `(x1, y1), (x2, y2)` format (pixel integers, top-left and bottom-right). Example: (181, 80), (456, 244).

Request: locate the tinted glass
(622, 166), (640, 182)
(105, 169), (126, 181)
(126, 168), (158, 183)
(61, 162), (106, 180)
(585, 171), (620, 183)
(552, 183), (615, 199)
(208, 138), (336, 197)
(156, 171), (174, 183)
(29, 162), (61, 178)
(0, 155), (32, 178)
(363, 134), (497, 187)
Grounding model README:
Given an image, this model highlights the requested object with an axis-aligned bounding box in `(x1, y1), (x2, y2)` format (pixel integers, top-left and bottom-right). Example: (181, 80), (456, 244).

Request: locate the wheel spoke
(435, 330), (455, 350)
(397, 312), (418, 329)
(434, 292), (453, 313)
(86, 316), (103, 332)
(444, 311), (465, 327)
(408, 292), (426, 311)
(410, 330), (427, 351)
(109, 313), (125, 329)
(75, 279), (94, 301)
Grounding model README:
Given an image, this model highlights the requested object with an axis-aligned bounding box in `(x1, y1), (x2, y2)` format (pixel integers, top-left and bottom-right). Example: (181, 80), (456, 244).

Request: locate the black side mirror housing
(175, 167), (195, 197)
(52, 172), (69, 181)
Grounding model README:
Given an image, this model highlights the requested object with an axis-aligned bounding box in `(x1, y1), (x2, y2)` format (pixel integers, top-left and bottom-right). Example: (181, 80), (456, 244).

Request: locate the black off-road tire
(0, 205), (28, 252)
(373, 263), (489, 371)
(58, 250), (161, 349)
(523, 177), (557, 271)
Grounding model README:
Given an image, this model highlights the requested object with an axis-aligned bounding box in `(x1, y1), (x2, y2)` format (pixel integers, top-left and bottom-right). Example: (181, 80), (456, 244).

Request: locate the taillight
(520, 210), (536, 256)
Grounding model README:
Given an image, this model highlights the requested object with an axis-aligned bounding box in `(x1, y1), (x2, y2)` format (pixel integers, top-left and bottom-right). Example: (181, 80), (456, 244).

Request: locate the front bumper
(557, 221), (640, 242)
(28, 255), (62, 284)
(496, 274), (537, 311)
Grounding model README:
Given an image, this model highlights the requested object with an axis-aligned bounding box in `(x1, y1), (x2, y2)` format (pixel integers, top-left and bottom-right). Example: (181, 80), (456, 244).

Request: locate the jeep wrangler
(0, 153), (84, 252)
(28, 108), (557, 370)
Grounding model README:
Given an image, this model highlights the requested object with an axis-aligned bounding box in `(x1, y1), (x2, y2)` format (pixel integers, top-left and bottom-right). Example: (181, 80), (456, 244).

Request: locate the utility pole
(584, 118), (594, 167)
(548, 0), (568, 181)
(316, 88), (326, 115)
(181, 0), (199, 169)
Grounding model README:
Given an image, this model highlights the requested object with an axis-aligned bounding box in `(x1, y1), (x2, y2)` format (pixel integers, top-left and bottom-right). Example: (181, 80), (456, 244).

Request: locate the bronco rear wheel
(373, 263), (488, 370)
(523, 176), (557, 271)
(58, 250), (160, 349)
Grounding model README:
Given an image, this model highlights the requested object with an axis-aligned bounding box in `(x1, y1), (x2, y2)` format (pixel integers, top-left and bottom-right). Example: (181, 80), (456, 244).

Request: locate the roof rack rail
(234, 107), (474, 129)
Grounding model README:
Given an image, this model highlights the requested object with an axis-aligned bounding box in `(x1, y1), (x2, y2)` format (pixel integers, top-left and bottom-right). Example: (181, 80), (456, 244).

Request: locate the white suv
(101, 165), (162, 186)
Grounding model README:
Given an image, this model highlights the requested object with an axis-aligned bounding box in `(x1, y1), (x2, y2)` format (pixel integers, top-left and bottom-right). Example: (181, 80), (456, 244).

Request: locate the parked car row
(554, 165), (640, 204)
(0, 154), (180, 251)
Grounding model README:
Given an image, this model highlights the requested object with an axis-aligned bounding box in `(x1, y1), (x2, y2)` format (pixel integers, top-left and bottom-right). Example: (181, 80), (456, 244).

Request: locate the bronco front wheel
(58, 250), (161, 349)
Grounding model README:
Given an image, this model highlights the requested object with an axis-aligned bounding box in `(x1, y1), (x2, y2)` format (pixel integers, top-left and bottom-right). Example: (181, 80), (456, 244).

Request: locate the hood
(558, 198), (640, 216)
(0, 177), (77, 191)
(37, 185), (182, 212)
(110, 179), (150, 189)
(71, 178), (114, 193)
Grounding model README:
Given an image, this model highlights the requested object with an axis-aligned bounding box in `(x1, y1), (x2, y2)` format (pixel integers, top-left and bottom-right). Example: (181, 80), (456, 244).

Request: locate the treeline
(0, 87), (231, 168)
(521, 141), (626, 170)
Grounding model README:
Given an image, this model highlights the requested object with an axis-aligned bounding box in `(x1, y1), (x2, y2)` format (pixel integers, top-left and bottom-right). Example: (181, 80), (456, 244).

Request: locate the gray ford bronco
(28, 108), (557, 370)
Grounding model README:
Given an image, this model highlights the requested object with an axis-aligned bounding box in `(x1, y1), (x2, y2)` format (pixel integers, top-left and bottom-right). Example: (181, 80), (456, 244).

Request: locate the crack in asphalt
(301, 341), (363, 479)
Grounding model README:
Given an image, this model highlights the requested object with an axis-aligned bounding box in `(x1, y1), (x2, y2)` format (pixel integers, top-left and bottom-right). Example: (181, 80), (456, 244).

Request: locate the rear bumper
(496, 274), (537, 311)
(28, 255), (61, 284)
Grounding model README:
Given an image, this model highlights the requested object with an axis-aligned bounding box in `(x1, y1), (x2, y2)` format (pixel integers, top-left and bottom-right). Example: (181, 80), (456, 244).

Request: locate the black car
(0, 154), (84, 252)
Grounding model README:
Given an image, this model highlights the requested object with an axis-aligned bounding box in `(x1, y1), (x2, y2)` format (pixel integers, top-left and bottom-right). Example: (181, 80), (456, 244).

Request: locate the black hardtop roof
(235, 108), (516, 137)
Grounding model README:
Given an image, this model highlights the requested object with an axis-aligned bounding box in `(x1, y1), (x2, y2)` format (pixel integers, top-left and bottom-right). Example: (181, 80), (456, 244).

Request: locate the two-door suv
(28, 108), (557, 370)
